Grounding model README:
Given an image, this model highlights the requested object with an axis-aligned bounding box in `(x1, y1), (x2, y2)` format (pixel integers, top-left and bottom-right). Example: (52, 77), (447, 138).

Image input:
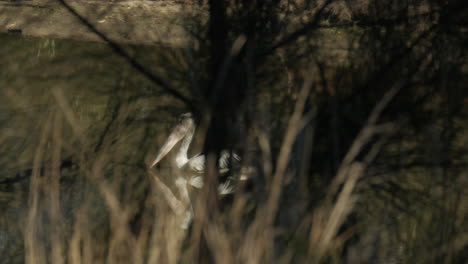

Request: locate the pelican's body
(151, 113), (240, 177)
(177, 150), (241, 174)
(151, 113), (246, 197)
(151, 113), (248, 228)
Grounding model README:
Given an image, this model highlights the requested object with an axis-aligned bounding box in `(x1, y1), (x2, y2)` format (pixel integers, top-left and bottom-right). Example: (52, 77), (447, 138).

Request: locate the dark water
(0, 33), (189, 169)
(3, 16), (467, 262)
(0, 33), (192, 261)
(0, 31), (293, 262)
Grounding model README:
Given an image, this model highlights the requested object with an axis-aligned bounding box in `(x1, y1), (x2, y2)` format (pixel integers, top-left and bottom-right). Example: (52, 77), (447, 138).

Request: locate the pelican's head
(150, 113), (195, 167)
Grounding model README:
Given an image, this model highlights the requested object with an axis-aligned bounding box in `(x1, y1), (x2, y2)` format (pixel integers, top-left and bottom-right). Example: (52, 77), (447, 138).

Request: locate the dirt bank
(0, 0), (196, 46)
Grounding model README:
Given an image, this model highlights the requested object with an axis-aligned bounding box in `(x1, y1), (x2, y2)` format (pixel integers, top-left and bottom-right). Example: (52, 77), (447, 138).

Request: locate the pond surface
(2, 33), (192, 167)
(0, 31), (296, 262)
(1, 9), (468, 262)
(0, 33), (195, 262)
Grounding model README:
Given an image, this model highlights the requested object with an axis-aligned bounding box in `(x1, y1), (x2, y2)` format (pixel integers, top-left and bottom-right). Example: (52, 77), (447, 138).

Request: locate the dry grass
(5, 1), (466, 263)
(18, 66), (403, 264)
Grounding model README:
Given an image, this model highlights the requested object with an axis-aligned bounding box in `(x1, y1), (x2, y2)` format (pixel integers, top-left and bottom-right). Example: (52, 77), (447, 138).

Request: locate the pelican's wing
(187, 151), (241, 174)
(218, 180), (235, 195)
(219, 150), (241, 170)
(188, 176), (234, 195)
(187, 154), (205, 173)
(188, 176), (204, 188)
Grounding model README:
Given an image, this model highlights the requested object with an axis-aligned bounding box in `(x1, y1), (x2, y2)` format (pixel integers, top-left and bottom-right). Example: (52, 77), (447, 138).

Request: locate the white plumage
(150, 113), (249, 228)
(151, 113), (243, 192)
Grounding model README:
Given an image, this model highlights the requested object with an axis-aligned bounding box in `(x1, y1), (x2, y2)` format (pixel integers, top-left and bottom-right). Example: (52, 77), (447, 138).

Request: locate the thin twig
(57, 0), (193, 108)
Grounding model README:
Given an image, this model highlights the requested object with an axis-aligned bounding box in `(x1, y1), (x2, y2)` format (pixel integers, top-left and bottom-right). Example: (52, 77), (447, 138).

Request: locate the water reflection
(0, 33), (190, 261)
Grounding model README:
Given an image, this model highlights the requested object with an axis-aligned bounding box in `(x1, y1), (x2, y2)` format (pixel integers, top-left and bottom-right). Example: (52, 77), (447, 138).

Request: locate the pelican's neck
(175, 126), (194, 168)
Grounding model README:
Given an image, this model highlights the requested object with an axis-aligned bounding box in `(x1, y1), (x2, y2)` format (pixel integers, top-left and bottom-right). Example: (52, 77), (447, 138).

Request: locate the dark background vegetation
(0, 0), (467, 263)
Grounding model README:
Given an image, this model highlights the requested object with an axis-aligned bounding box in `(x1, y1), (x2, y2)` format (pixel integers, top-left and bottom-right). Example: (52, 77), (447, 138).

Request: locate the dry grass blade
(240, 71), (314, 263)
(52, 87), (85, 144)
(309, 84), (401, 259)
(329, 82), (403, 196)
(148, 170), (186, 216)
(25, 114), (53, 264)
(265, 70), (313, 224)
(49, 111), (65, 264)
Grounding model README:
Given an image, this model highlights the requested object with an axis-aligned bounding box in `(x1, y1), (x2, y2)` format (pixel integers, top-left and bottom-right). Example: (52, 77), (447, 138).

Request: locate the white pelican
(151, 112), (246, 194)
(150, 113), (252, 228)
